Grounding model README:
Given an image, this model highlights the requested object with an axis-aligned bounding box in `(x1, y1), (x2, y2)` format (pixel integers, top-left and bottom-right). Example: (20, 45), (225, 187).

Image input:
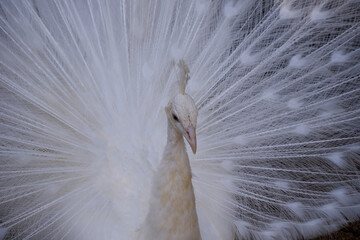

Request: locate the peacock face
(166, 94), (198, 153)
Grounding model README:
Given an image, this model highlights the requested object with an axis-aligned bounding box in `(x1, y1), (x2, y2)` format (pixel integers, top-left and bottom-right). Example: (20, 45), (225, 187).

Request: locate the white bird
(138, 61), (201, 240)
(0, 0), (359, 240)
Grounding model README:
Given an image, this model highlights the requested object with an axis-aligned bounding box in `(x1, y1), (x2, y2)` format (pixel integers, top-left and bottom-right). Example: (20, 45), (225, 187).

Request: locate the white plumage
(139, 83), (201, 240)
(0, 0), (359, 239)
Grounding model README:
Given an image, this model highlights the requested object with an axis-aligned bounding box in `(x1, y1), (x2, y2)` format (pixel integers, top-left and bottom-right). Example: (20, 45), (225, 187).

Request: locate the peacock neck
(139, 119), (201, 240)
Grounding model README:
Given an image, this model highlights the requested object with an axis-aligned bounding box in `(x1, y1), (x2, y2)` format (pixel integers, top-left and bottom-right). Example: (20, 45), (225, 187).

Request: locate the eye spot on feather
(279, 4), (300, 19)
(310, 6), (329, 21)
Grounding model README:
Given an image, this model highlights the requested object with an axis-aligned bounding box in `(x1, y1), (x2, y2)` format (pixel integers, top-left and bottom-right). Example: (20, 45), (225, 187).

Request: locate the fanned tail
(0, 0), (359, 240)
(191, 1), (360, 239)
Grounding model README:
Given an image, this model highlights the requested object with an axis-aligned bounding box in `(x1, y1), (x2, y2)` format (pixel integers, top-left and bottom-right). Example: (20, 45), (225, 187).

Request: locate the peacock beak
(185, 125), (197, 154)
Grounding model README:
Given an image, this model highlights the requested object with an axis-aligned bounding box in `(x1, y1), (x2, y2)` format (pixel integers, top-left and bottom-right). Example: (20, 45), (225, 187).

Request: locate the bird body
(0, 0), (360, 240)
(139, 119), (201, 240)
(138, 66), (201, 240)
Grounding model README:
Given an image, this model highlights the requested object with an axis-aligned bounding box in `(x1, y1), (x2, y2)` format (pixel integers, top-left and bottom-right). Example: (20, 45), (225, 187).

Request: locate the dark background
(312, 220), (360, 240)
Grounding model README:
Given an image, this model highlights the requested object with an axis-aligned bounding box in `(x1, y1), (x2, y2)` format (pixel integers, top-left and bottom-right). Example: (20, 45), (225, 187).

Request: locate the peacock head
(165, 94), (198, 154)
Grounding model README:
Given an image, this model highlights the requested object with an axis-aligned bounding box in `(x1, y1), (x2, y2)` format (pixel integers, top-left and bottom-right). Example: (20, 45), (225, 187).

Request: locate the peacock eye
(172, 113), (179, 122)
